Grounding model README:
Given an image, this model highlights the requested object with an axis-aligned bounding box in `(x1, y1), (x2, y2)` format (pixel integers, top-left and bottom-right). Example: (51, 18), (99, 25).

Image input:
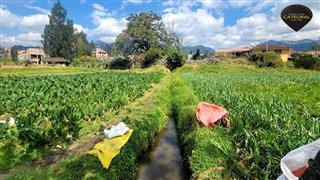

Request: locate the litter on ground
(277, 138), (320, 180)
(196, 102), (229, 128)
(104, 122), (129, 139)
(88, 129), (133, 169)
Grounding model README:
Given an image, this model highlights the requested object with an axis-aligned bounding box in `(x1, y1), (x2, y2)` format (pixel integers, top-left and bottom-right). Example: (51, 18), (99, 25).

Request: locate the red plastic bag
(196, 102), (228, 128)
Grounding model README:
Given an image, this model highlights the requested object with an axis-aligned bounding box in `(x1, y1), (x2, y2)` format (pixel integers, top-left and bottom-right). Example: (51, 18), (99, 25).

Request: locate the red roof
(252, 44), (291, 50)
(216, 47), (251, 53)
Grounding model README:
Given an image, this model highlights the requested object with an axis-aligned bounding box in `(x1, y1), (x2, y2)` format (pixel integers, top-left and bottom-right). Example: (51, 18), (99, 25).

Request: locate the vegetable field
(179, 65), (320, 178)
(1, 64), (319, 179)
(0, 71), (162, 171)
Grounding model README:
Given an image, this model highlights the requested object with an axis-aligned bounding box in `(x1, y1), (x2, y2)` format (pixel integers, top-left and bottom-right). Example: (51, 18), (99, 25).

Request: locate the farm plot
(180, 65), (320, 179)
(0, 71), (163, 171)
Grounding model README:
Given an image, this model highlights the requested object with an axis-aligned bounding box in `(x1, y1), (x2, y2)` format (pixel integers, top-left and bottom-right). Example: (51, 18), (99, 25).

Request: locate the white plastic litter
(277, 138), (320, 180)
(9, 117), (15, 127)
(0, 117), (15, 126)
(104, 122), (129, 139)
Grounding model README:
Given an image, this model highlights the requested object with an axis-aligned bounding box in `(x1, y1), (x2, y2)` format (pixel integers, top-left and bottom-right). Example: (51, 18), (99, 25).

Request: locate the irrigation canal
(137, 119), (190, 180)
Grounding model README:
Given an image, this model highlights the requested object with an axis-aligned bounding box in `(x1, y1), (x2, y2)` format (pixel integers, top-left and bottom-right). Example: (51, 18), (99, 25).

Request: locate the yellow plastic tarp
(88, 129), (133, 169)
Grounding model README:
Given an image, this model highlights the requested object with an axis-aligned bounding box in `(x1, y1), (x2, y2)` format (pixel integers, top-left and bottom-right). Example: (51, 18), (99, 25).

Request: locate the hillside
(182, 45), (214, 54)
(260, 39), (319, 52)
(13, 45), (41, 50)
(94, 41), (113, 51)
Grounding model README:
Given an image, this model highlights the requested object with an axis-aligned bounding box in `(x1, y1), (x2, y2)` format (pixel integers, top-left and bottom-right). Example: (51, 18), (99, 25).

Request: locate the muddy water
(137, 119), (189, 180)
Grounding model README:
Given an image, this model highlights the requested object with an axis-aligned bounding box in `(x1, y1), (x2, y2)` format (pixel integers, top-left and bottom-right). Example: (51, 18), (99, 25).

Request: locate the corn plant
(182, 70), (320, 179)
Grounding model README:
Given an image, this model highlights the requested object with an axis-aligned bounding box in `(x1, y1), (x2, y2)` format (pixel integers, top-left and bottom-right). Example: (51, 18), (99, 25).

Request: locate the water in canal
(137, 119), (189, 180)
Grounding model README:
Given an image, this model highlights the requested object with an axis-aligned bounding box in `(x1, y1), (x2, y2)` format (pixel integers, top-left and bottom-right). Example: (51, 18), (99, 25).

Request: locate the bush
(293, 55), (320, 70)
(263, 52), (282, 67)
(291, 53), (313, 60)
(247, 52), (282, 67)
(20, 59), (32, 66)
(142, 48), (161, 68)
(79, 56), (97, 62)
(247, 53), (263, 63)
(108, 56), (132, 69)
(70, 58), (81, 66)
(165, 48), (185, 71)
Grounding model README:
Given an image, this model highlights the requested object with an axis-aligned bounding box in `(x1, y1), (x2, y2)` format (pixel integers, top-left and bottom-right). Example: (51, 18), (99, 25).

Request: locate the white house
(92, 48), (108, 59)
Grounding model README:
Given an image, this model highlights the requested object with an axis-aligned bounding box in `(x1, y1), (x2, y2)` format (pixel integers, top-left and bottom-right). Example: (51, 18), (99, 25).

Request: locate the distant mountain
(182, 45), (214, 54)
(95, 41), (113, 51)
(259, 39), (318, 52)
(13, 45), (41, 50)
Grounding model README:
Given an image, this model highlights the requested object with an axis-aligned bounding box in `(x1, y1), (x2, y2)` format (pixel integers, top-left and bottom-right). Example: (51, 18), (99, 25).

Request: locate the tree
(192, 49), (201, 60)
(74, 31), (92, 56)
(165, 48), (185, 71)
(0, 47), (5, 58)
(75, 37), (85, 58)
(10, 46), (18, 63)
(142, 48), (162, 68)
(88, 41), (95, 56)
(164, 22), (183, 49)
(42, 0), (74, 60)
(313, 44), (320, 51)
(112, 12), (180, 56)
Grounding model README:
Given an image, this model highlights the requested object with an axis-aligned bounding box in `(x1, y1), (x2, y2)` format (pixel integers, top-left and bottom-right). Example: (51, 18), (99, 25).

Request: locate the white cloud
(92, 3), (106, 12)
(80, 0), (86, 5)
(160, 0), (320, 49)
(228, 0), (255, 8)
(123, 0), (152, 5)
(88, 3), (125, 43)
(197, 0), (224, 9)
(1, 0), (319, 49)
(162, 8), (224, 47)
(25, 5), (49, 14)
(216, 6), (320, 49)
(0, 32), (42, 48)
(89, 17), (127, 43)
(0, 6), (21, 28)
(162, 0), (175, 6)
(91, 3), (117, 25)
(20, 14), (49, 32)
(74, 23), (88, 33)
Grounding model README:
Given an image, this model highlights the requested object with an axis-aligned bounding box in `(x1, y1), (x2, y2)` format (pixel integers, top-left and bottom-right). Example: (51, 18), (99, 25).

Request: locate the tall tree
(112, 12), (180, 56)
(75, 36), (85, 58)
(42, 0), (74, 60)
(10, 46), (18, 63)
(74, 31), (92, 56)
(88, 41), (96, 56)
(192, 49), (201, 60)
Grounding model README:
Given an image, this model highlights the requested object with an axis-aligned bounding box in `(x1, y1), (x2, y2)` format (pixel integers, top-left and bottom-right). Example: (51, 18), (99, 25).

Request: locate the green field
(1, 64), (319, 179)
(176, 64), (320, 179)
(0, 70), (163, 172)
(0, 66), (92, 76)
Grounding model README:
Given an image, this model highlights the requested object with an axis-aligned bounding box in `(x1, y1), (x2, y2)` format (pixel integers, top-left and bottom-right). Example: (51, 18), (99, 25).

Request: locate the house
(26, 48), (45, 64)
(43, 57), (68, 65)
(215, 47), (251, 57)
(17, 48), (45, 64)
(252, 44), (292, 62)
(92, 48), (108, 59)
(17, 50), (28, 61)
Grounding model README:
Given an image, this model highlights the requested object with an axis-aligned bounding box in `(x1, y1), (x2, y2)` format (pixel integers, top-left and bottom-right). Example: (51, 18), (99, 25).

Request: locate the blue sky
(1, 0), (319, 49)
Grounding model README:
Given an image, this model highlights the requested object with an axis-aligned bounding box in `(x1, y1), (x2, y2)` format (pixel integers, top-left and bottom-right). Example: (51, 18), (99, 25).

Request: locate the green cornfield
(181, 67), (320, 178)
(0, 71), (162, 149)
